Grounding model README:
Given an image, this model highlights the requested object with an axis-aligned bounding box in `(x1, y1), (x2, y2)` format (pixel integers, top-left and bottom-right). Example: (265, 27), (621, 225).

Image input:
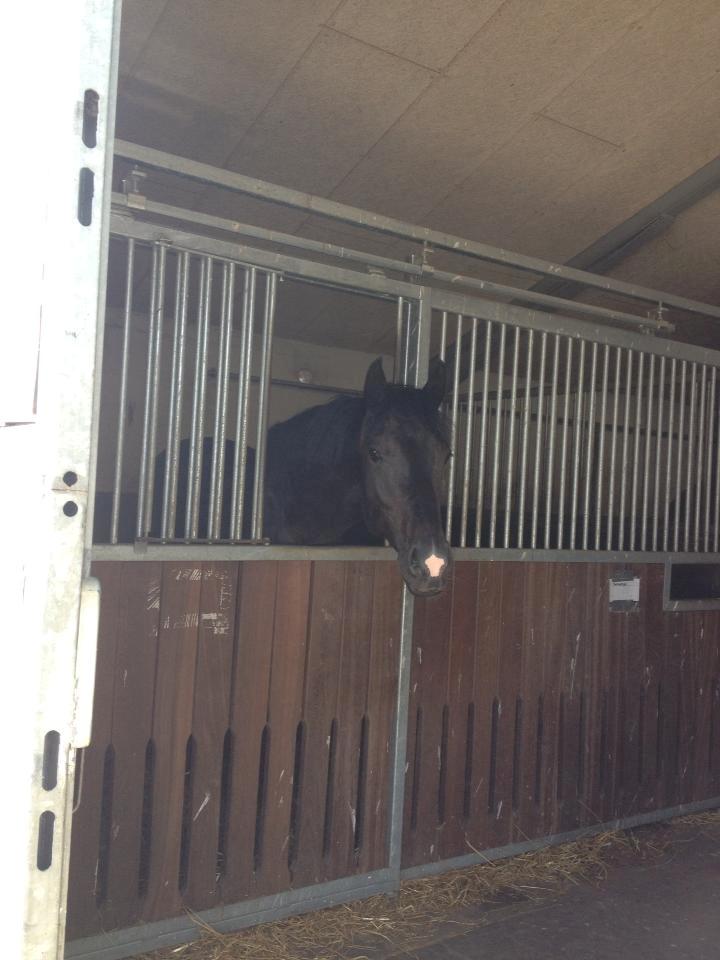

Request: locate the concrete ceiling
(114, 0), (720, 351)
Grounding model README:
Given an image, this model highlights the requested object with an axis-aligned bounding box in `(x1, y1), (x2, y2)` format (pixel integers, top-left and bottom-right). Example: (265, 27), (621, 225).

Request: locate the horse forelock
(364, 384), (450, 449)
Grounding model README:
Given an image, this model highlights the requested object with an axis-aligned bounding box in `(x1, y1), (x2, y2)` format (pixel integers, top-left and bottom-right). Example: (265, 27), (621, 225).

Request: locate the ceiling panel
(327, 0), (505, 70)
(224, 28), (434, 195)
(543, 0), (720, 147)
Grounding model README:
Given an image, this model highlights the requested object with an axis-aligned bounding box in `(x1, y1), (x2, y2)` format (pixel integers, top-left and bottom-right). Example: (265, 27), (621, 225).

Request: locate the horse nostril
(424, 553), (446, 578)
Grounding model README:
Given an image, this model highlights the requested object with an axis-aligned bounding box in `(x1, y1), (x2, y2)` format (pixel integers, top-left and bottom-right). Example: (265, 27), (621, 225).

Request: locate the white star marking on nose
(424, 553), (446, 578)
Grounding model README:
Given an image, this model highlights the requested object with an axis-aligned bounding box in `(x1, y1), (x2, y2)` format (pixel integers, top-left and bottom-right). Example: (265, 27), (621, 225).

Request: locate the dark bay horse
(152, 358), (453, 596)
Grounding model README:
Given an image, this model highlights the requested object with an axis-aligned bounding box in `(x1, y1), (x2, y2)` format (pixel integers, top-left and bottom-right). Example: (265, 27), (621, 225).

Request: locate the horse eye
(368, 447), (382, 463)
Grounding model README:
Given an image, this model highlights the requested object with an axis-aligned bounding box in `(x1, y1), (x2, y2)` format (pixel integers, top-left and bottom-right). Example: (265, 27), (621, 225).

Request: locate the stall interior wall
(67, 560), (720, 941)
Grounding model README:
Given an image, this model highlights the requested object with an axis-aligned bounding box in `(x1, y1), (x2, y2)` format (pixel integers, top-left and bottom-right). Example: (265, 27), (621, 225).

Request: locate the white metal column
(0, 1), (120, 958)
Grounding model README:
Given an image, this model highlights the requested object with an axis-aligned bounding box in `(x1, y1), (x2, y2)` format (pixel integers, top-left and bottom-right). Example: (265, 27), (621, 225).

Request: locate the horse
(150, 358), (453, 596)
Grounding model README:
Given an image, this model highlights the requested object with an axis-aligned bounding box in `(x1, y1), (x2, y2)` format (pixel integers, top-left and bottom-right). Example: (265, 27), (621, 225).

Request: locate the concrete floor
(380, 820), (720, 960)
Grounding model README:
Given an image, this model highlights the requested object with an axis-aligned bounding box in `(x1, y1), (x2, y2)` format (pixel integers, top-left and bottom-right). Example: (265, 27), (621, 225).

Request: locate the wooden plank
(637, 564), (664, 813)
(328, 561), (374, 879)
(184, 562), (239, 909)
(293, 562), (347, 887)
(539, 564), (568, 836)
(359, 562), (402, 873)
(221, 562), (277, 902)
(101, 563), (162, 931)
(142, 564), (202, 922)
(255, 561), (311, 897)
(66, 562), (121, 940)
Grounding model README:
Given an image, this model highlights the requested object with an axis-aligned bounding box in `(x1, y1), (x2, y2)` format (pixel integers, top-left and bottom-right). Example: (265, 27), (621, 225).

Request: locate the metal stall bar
(544, 335), (560, 549)
(394, 297), (406, 383)
(640, 354), (655, 552)
(557, 338), (573, 550)
(116, 140), (720, 321)
(518, 329), (535, 549)
(693, 364), (707, 552)
(629, 353), (643, 550)
(704, 368), (717, 552)
(136, 243), (167, 538)
(187, 257), (212, 539)
(684, 363), (698, 551)
(618, 350), (634, 551)
(594, 345), (611, 551)
(503, 327), (521, 548)
(582, 342), (598, 551)
(230, 267), (256, 541)
(715, 384), (720, 552)
(663, 359), (677, 552)
(531, 331), (547, 550)
(490, 323), (507, 548)
(251, 272), (278, 540)
(110, 238), (134, 544)
(652, 356), (666, 552)
(474, 320), (493, 548)
(606, 348), (623, 551)
(111, 192), (673, 334)
(673, 362), (687, 552)
(570, 339), (586, 550)
(161, 250), (190, 539)
(459, 317), (478, 547)
(208, 262), (236, 540)
(446, 314), (463, 542)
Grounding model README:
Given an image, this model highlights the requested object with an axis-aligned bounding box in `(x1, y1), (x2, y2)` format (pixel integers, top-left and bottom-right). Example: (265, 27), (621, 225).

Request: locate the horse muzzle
(401, 543), (453, 597)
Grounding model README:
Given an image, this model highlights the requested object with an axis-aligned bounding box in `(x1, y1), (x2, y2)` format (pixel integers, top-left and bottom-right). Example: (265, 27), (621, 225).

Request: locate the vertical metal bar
(251, 273), (278, 540)
(692, 364), (706, 551)
(459, 317), (478, 547)
(684, 362), (698, 551)
(187, 256), (212, 540)
(570, 338), (585, 549)
(231, 267), (257, 540)
(445, 313), (463, 542)
(544, 334), (560, 549)
(162, 250), (189, 539)
(673, 361), (687, 552)
(594, 344), (610, 551)
(136, 244), (159, 538)
(531, 331), (547, 550)
(394, 297), (405, 382)
(652, 356), (665, 552)
(704, 367), (717, 552)
(606, 347), (622, 551)
(439, 310), (448, 362)
(618, 350), (633, 551)
(490, 323), (507, 548)
(715, 374), (720, 551)
(557, 338), (573, 550)
(518, 329), (534, 549)
(640, 353), (654, 552)
(388, 585), (415, 883)
(209, 262), (236, 540)
(110, 237), (134, 544)
(582, 341), (598, 551)
(402, 301), (412, 386)
(138, 244), (167, 537)
(662, 358), (677, 552)
(628, 352), (643, 550)
(474, 320), (493, 548)
(503, 327), (520, 548)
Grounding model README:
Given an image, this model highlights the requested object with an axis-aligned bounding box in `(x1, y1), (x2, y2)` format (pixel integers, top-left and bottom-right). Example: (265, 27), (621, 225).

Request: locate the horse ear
(364, 357), (387, 408)
(422, 357), (447, 409)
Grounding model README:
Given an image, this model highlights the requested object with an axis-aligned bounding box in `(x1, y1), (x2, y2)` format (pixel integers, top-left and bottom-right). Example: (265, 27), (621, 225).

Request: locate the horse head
(360, 357), (453, 597)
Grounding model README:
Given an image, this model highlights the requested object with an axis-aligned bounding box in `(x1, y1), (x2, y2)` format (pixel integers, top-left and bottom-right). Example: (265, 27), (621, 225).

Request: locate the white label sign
(609, 577), (640, 603)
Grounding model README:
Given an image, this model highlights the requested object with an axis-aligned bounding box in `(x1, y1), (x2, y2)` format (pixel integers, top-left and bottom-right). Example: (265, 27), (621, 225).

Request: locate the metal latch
(72, 577), (101, 748)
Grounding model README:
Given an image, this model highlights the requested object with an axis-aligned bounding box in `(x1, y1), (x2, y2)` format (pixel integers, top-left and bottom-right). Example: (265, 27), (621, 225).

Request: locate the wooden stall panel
(403, 561), (720, 868)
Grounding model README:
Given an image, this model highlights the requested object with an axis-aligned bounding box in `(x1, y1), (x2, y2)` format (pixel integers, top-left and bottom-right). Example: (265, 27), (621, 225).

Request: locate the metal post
(531, 331), (547, 550)
(110, 238), (134, 544)
(209, 262), (236, 540)
(641, 354), (654, 552)
(673, 361), (687, 552)
(570, 339), (585, 549)
(231, 267), (257, 540)
(629, 353), (643, 550)
(582, 341), (598, 551)
(459, 317), (478, 547)
(693, 365), (707, 552)
(251, 272), (278, 541)
(606, 347), (622, 550)
(544, 334), (560, 549)
(704, 367), (716, 552)
(490, 323), (507, 548)
(445, 313), (463, 542)
(474, 320), (493, 548)
(163, 251), (190, 540)
(618, 350), (633, 551)
(652, 356), (665, 552)
(684, 363), (698, 551)
(188, 257), (212, 539)
(594, 344), (610, 550)
(503, 327), (520, 548)
(518, 329), (534, 549)
(662, 358), (677, 552)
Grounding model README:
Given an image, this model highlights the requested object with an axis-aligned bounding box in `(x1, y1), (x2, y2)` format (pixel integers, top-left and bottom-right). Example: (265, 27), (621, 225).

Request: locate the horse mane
(267, 383), (449, 474)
